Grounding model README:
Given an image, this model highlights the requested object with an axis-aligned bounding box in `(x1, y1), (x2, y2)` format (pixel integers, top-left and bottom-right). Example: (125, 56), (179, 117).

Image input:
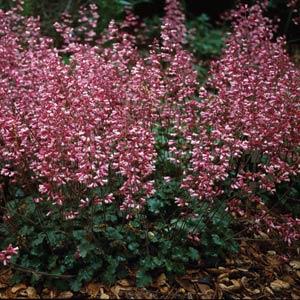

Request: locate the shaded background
(0, 0), (299, 54)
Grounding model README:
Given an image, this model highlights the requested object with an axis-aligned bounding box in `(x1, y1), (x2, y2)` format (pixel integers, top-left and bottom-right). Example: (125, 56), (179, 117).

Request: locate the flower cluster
(0, 0), (299, 243)
(182, 4), (300, 201)
(253, 209), (300, 245)
(54, 3), (100, 51)
(179, 3), (300, 242)
(0, 0), (196, 211)
(287, 0), (300, 25)
(0, 244), (18, 265)
(161, 0), (187, 50)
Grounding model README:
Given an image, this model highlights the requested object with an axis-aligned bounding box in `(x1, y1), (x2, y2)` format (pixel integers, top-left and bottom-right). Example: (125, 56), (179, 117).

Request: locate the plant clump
(0, 0), (299, 291)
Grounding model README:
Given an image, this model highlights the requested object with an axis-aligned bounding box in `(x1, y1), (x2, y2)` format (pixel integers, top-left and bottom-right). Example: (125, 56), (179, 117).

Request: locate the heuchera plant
(0, 0), (299, 282)
(0, 0), (196, 212)
(0, 0), (197, 264)
(181, 3), (300, 242)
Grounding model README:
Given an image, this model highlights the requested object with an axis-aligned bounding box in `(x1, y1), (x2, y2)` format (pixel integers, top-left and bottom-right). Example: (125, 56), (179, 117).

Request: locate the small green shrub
(0, 184), (238, 291)
(0, 128), (238, 291)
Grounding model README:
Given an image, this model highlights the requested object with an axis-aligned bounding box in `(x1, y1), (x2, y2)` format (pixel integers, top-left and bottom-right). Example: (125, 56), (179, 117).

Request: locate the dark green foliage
(259, 176), (300, 218)
(187, 14), (225, 60)
(0, 131), (238, 291)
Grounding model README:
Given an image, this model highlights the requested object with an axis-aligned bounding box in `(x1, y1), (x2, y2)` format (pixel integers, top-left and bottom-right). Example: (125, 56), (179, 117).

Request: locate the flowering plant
(0, 0), (299, 291)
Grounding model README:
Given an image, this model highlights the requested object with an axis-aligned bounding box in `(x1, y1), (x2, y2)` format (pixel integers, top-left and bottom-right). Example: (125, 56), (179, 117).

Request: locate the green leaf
(78, 269), (94, 282)
(47, 231), (65, 246)
(103, 256), (119, 283)
(64, 255), (77, 268)
(105, 227), (123, 240)
(31, 233), (46, 247)
(72, 230), (86, 241)
(78, 241), (96, 258)
(148, 198), (164, 214)
(106, 214), (118, 222)
(70, 278), (82, 292)
(128, 242), (139, 252)
(152, 256), (162, 267)
(15, 188), (25, 198)
(48, 255), (58, 269)
(19, 225), (34, 236)
(136, 270), (152, 287)
(188, 247), (199, 261)
(212, 234), (223, 246)
(90, 259), (103, 270)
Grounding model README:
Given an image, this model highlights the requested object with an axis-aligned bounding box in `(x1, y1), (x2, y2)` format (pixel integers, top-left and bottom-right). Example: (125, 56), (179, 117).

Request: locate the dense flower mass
(182, 4), (300, 202)
(0, 0), (196, 211)
(0, 0), (299, 245)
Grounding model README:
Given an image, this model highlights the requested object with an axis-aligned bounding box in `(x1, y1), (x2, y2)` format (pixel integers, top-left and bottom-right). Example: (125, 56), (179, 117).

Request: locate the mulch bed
(0, 234), (299, 299)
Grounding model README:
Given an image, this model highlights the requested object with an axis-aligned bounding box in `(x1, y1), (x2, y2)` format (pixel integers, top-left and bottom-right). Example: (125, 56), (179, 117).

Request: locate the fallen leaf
(258, 231), (269, 239)
(100, 288), (110, 299)
(219, 279), (241, 292)
(41, 289), (57, 299)
(110, 286), (121, 299)
(117, 279), (130, 287)
(0, 292), (8, 299)
(111, 284), (131, 299)
(160, 286), (169, 294)
(11, 283), (27, 294)
(264, 286), (274, 295)
(58, 291), (74, 299)
(270, 279), (290, 292)
(196, 283), (210, 294)
(292, 293), (300, 300)
(0, 283), (7, 289)
(155, 273), (167, 287)
(281, 275), (295, 285)
(218, 273), (229, 281)
(236, 267), (249, 273)
(26, 287), (38, 298)
(203, 289), (215, 299)
(290, 261), (300, 270)
(175, 277), (196, 293)
(100, 292), (110, 299)
(207, 268), (228, 275)
(154, 273), (169, 294)
(86, 282), (103, 298)
(241, 277), (260, 295)
(50, 290), (57, 298)
(186, 269), (200, 275)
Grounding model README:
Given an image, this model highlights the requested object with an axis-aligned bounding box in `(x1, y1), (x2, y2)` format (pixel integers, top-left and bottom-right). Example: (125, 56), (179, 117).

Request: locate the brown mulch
(0, 236), (299, 299)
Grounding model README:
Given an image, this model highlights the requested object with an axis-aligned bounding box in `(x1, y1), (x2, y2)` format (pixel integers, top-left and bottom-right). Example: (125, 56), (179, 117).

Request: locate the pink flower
(0, 245), (19, 265)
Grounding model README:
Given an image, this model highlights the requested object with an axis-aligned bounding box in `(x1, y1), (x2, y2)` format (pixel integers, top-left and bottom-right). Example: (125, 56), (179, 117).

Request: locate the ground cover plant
(0, 0), (299, 293)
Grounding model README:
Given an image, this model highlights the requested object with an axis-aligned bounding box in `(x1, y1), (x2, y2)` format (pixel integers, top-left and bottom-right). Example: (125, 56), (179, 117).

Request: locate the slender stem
(0, 205), (37, 226)
(35, 205), (54, 255)
(9, 262), (75, 279)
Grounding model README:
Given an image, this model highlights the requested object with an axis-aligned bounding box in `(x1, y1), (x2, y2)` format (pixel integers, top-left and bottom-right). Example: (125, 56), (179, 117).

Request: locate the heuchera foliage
(0, 0), (299, 266)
